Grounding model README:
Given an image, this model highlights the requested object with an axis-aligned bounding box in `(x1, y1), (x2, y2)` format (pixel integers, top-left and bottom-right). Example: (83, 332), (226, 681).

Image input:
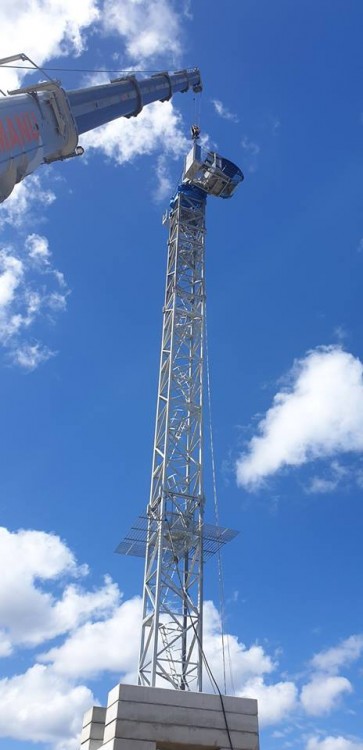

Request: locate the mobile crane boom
(0, 54), (202, 203)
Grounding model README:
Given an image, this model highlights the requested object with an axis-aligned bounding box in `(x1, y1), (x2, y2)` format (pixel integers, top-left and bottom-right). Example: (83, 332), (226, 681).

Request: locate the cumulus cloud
(81, 99), (188, 166)
(40, 597), (142, 679)
(0, 250), (23, 316)
(2, 526), (362, 748)
(0, 238), (68, 368)
(0, 176), (68, 369)
(307, 737), (363, 750)
(203, 601), (275, 688)
(0, 0), (99, 90)
(299, 634), (363, 719)
(202, 602), (297, 727)
(0, 175), (56, 230)
(0, 527), (300, 746)
(306, 460), (348, 495)
(301, 675), (352, 716)
(0, 664), (94, 750)
(102, 0), (183, 61)
(10, 342), (56, 370)
(239, 676), (298, 725)
(155, 154), (174, 202)
(0, 0), (187, 92)
(212, 99), (239, 123)
(26, 233), (52, 263)
(236, 347), (363, 489)
(311, 634), (363, 674)
(0, 527), (119, 649)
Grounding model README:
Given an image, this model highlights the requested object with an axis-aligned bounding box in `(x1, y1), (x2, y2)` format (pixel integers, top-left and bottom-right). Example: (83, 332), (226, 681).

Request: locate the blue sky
(0, 1), (362, 749)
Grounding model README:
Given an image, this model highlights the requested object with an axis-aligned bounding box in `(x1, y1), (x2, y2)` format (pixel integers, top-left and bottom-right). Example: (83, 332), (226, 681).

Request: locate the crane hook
(191, 124), (200, 141)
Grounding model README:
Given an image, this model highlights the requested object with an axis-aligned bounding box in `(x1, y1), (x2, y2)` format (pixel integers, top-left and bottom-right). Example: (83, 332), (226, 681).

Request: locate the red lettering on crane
(27, 111), (40, 142)
(15, 113), (33, 145)
(0, 112), (40, 152)
(6, 118), (22, 148)
(0, 120), (9, 152)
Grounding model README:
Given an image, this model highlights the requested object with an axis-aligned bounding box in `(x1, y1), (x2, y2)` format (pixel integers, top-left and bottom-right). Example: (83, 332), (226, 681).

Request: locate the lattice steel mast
(117, 136), (243, 692)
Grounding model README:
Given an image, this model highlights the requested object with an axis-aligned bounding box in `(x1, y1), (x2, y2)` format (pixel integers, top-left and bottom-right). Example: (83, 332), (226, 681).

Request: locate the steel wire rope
(0, 64), (201, 77)
(0, 64), (170, 74)
(164, 518), (235, 750)
(205, 302), (236, 698)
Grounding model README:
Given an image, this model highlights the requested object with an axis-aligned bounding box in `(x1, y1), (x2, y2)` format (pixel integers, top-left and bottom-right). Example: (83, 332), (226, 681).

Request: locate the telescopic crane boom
(0, 53), (202, 203)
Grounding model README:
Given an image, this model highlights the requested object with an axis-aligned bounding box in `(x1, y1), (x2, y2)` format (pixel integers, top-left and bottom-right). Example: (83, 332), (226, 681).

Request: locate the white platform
(80, 683), (259, 750)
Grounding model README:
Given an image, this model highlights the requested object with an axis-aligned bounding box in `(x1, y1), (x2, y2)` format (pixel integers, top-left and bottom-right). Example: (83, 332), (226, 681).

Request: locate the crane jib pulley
(0, 53), (202, 203)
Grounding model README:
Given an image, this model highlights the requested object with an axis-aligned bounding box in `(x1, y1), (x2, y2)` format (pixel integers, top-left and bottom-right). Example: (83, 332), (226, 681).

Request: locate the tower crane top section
(182, 141), (244, 199)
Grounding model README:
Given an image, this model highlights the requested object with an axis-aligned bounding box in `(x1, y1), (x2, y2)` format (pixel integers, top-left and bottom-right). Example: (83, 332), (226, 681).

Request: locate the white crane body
(0, 54), (202, 203)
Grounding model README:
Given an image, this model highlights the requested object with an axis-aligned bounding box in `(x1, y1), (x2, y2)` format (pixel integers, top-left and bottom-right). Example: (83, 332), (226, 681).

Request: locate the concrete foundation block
(80, 740), (104, 750)
(104, 719), (257, 749)
(83, 707), (107, 727)
(81, 722), (105, 742)
(101, 741), (156, 750)
(80, 704), (107, 749)
(105, 699), (257, 733)
(81, 683), (259, 750)
(107, 684), (257, 715)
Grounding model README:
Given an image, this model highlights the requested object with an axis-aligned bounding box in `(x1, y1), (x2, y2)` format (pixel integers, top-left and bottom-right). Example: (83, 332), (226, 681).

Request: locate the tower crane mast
(117, 138), (243, 691)
(0, 53), (202, 203)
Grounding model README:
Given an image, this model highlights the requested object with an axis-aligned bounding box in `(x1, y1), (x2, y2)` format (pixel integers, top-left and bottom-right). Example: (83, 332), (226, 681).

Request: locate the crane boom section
(67, 69), (201, 134)
(0, 66), (202, 203)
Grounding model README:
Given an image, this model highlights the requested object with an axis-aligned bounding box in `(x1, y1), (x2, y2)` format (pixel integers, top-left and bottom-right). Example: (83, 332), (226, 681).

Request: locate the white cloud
(0, 527), (119, 649)
(40, 597), (141, 679)
(81, 100), (188, 166)
(0, 631), (12, 658)
(0, 238), (68, 366)
(0, 251), (23, 312)
(102, 0), (183, 61)
(0, 0), (99, 90)
(26, 233), (51, 264)
(307, 737), (363, 750)
(3, 526), (362, 748)
(0, 664), (93, 750)
(308, 476), (340, 493)
(202, 602), (297, 726)
(239, 676), (298, 726)
(0, 175), (56, 229)
(0, 179), (68, 367)
(306, 461), (348, 494)
(155, 154), (173, 202)
(241, 135), (260, 156)
(203, 601), (275, 691)
(41, 596), (298, 731)
(212, 99), (239, 122)
(301, 675), (352, 716)
(0, 0), (189, 94)
(311, 634), (363, 674)
(240, 136), (260, 173)
(10, 342), (56, 370)
(236, 347), (363, 489)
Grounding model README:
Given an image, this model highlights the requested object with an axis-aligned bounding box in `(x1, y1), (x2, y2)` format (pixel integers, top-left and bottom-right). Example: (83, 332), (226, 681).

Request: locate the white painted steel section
(138, 186), (206, 691)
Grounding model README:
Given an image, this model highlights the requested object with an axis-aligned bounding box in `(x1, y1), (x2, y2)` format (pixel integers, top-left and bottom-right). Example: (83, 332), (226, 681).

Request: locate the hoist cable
(164, 519), (234, 750)
(0, 64), (200, 76)
(205, 302), (236, 697)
